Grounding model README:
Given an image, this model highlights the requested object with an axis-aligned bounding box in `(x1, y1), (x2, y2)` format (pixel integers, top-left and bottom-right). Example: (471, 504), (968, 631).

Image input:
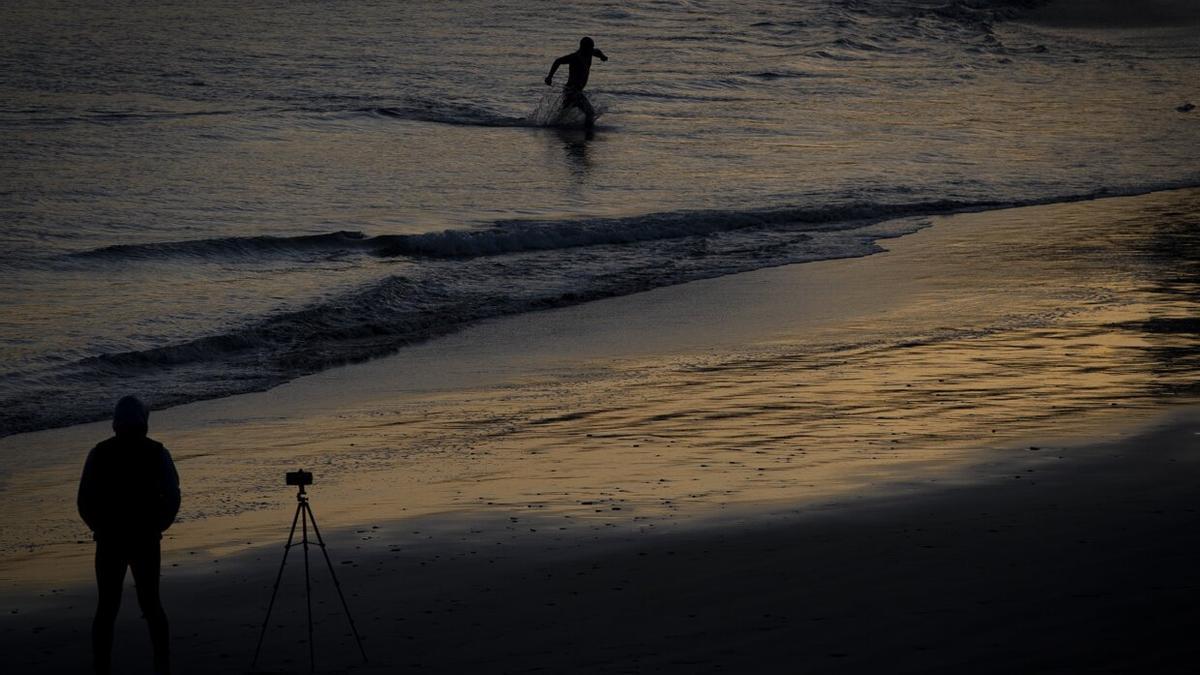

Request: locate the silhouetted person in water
(545, 36), (609, 128)
(78, 396), (180, 675)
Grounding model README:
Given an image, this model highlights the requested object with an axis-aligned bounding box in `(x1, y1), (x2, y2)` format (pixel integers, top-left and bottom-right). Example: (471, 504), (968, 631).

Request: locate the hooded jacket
(77, 398), (181, 540)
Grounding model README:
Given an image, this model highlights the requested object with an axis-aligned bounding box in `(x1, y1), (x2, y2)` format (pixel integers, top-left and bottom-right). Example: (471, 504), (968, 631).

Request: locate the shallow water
(2, 0), (1199, 434)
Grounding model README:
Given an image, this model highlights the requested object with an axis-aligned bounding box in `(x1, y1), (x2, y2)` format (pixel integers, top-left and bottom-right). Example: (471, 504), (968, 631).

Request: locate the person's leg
(558, 89), (579, 122)
(92, 539), (127, 675)
(130, 538), (169, 674)
(577, 93), (596, 128)
(562, 89), (596, 128)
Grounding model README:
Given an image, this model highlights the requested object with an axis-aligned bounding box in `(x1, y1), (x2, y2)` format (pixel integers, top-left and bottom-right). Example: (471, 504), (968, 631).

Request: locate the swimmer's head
(580, 36), (595, 52)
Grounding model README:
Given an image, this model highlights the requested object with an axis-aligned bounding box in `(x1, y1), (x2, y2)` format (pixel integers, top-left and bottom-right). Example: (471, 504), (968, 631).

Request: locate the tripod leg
(252, 501), (302, 668)
(304, 502), (368, 663)
(302, 502), (314, 673)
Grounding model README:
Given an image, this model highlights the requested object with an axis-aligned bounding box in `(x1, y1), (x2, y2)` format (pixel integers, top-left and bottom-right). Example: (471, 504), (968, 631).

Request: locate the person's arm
(594, 49), (608, 62)
(158, 445), (181, 532)
(545, 55), (569, 86)
(77, 446), (102, 533)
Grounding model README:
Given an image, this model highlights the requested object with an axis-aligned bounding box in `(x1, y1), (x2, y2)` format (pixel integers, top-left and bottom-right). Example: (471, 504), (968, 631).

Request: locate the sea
(1, 0), (1198, 436)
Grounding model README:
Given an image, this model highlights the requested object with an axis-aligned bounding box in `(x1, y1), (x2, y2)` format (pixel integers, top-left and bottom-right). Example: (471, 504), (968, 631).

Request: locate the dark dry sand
(4, 409), (1198, 674)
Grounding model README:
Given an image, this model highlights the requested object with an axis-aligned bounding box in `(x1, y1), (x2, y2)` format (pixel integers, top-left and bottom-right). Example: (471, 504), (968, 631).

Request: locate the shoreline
(7, 181), (1200, 441)
(3, 187), (1199, 588)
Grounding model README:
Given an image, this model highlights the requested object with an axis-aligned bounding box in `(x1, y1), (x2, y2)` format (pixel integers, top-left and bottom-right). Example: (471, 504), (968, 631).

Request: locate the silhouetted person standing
(78, 395), (180, 675)
(545, 36), (609, 128)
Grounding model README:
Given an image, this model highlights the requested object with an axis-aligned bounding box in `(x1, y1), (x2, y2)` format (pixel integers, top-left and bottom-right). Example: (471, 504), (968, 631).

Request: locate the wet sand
(2, 189), (1199, 672)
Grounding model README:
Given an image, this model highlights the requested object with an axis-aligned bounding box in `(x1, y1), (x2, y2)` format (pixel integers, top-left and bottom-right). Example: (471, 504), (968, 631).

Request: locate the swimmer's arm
(594, 49), (608, 62)
(545, 55), (570, 85)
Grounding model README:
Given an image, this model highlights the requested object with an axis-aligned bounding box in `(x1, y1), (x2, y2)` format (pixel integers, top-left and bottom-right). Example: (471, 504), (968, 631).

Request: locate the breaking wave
(67, 198), (1016, 264)
(66, 188), (1185, 265)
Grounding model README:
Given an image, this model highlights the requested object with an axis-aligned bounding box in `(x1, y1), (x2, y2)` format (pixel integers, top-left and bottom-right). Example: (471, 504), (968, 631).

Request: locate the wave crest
(68, 198), (1009, 264)
(70, 191), (1177, 265)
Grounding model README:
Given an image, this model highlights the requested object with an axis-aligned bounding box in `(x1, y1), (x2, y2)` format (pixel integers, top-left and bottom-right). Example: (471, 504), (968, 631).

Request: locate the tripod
(252, 478), (367, 672)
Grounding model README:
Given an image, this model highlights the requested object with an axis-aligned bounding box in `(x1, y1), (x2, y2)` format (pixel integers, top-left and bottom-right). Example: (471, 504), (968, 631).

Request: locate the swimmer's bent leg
(562, 89), (596, 128)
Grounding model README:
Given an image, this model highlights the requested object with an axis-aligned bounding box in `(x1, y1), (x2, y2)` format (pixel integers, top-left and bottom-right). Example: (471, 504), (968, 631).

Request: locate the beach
(3, 189), (1199, 672)
(8, 410), (1200, 674)
(4, 1), (1200, 672)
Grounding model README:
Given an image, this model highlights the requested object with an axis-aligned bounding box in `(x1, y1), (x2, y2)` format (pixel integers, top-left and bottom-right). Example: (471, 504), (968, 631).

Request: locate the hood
(112, 395), (149, 437)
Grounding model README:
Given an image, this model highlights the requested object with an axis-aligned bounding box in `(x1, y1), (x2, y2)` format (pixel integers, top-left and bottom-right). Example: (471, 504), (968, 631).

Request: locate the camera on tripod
(253, 468), (367, 671)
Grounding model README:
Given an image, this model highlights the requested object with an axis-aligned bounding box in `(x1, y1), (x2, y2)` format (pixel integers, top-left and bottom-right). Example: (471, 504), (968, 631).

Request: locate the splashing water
(527, 89), (607, 128)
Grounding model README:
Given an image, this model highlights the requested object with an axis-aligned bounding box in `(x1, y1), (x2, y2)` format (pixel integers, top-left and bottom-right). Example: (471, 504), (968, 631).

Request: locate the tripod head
(286, 469), (313, 502)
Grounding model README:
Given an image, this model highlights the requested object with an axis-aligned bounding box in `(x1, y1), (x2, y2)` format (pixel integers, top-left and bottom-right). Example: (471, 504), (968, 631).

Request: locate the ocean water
(1, 0), (1197, 436)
